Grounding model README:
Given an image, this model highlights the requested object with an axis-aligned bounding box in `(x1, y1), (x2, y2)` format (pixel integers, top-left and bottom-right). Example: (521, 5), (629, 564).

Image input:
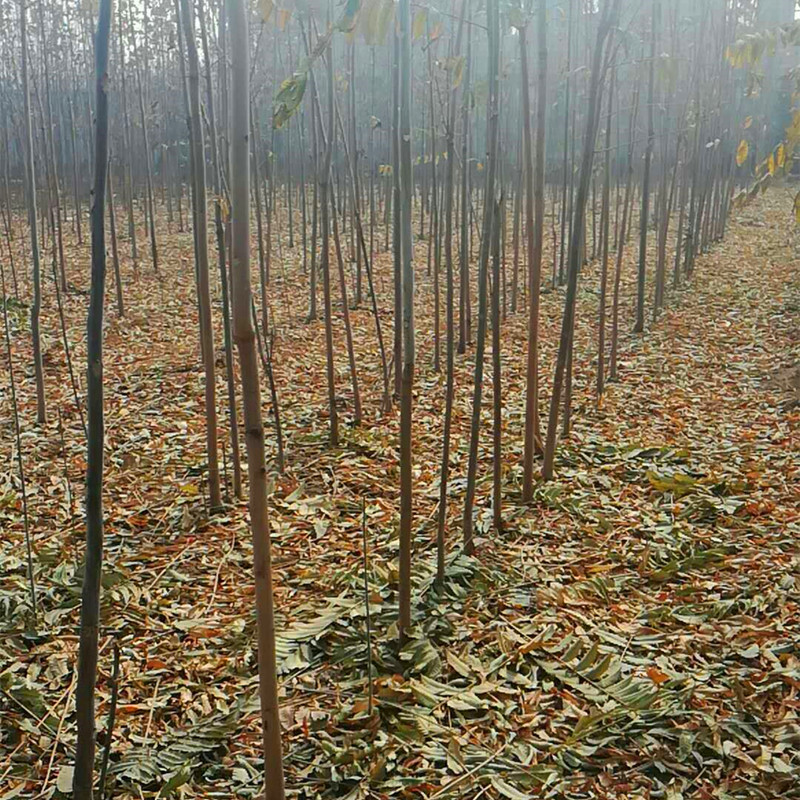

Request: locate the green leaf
(491, 776), (532, 800)
(273, 70), (309, 130)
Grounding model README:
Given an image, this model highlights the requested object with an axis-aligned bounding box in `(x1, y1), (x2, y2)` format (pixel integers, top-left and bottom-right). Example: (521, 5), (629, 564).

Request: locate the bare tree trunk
(179, 0), (222, 508)
(543, 0), (619, 480)
(320, 30), (339, 448)
(116, 1), (137, 261)
(491, 195), (502, 533)
(398, 0), (415, 637)
(458, 11), (472, 354)
(559, 0), (574, 286)
(73, 0), (112, 793)
(20, 0), (46, 425)
(108, 164), (124, 316)
(37, 0), (67, 292)
(199, 0), (242, 499)
(428, 28), (440, 373)
(597, 68), (614, 399)
(635, 0), (658, 333)
(463, 0), (500, 554)
(69, 98), (83, 245)
(521, 1), (547, 501)
(228, 0), (285, 795)
(392, 30), (402, 398)
(436, 0), (466, 586)
(130, 0), (159, 273)
(610, 79), (639, 381)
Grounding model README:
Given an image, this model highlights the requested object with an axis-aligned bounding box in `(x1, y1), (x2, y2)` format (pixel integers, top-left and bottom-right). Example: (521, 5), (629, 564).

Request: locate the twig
(38, 673), (77, 797)
(146, 543), (196, 591)
(143, 676), (161, 749)
(204, 528), (237, 613)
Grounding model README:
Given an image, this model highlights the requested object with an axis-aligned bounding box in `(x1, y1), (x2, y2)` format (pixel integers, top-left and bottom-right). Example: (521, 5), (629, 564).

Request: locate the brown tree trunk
(73, 0), (112, 794)
(179, 0), (222, 508)
(228, 0), (285, 794)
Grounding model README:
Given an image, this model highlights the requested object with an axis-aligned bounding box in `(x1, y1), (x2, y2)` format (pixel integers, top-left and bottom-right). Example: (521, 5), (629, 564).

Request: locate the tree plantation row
(1, 0), (797, 797)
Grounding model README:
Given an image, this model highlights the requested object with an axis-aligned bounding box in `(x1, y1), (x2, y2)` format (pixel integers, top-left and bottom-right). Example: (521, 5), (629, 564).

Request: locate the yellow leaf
(277, 7), (292, 31)
(412, 8), (427, 40)
(794, 191), (800, 225)
(777, 143), (786, 169)
(476, 161), (484, 171)
(736, 139), (749, 167)
(449, 55), (465, 90)
(257, 0), (274, 22)
(743, 116), (752, 129)
(768, 152), (776, 176)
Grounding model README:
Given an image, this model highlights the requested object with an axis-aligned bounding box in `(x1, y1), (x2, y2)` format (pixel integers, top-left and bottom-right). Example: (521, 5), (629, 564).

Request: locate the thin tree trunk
(635, 0), (658, 333)
(73, 0), (112, 794)
(37, 0), (67, 293)
(543, 0), (619, 480)
(199, 0), (242, 499)
(228, 1), (285, 795)
(491, 196), (502, 533)
(20, 0), (46, 425)
(179, 0), (222, 509)
(69, 99), (83, 245)
(463, 0), (500, 554)
(392, 30), (402, 398)
(521, 2), (547, 501)
(117, 1), (137, 261)
(436, 0), (467, 586)
(609, 79), (639, 381)
(597, 68), (614, 399)
(398, 0), (415, 637)
(458, 7), (472, 354)
(130, 0), (159, 273)
(108, 165), (124, 317)
(320, 31), (339, 448)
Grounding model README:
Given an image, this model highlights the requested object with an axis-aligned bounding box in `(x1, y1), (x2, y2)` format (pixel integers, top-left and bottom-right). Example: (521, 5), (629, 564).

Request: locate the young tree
(463, 0), (500, 553)
(521, 0), (547, 502)
(228, 0), (285, 794)
(178, 0), (222, 508)
(436, 0), (466, 586)
(635, 0), (658, 334)
(543, 0), (620, 481)
(597, 68), (614, 398)
(397, 0), (415, 637)
(73, 0), (113, 794)
(320, 28), (339, 448)
(20, 0), (46, 425)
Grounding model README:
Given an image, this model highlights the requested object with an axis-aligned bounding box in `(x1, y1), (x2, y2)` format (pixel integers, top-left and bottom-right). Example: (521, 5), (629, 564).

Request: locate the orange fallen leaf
(647, 666), (669, 685)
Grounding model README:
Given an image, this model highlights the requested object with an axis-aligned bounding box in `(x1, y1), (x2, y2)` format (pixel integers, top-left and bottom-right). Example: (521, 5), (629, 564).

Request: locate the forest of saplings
(1, 0), (799, 797)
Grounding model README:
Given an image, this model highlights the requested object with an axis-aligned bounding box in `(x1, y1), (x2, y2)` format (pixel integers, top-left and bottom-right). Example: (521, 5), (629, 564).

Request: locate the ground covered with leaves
(1, 189), (799, 799)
